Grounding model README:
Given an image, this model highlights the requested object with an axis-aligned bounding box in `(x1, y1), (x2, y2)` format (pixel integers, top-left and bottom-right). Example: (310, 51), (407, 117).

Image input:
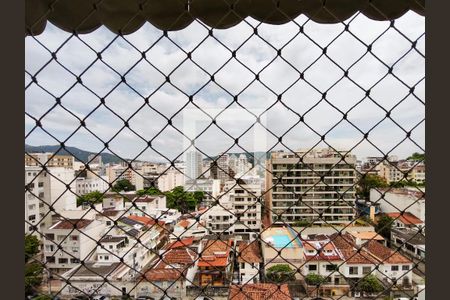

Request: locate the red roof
(198, 239), (233, 267)
(127, 215), (165, 226)
(237, 241), (262, 263)
(229, 283), (291, 300)
(385, 212), (423, 225)
(177, 219), (190, 228)
(144, 248), (197, 281)
(364, 240), (411, 264)
(166, 237), (195, 249)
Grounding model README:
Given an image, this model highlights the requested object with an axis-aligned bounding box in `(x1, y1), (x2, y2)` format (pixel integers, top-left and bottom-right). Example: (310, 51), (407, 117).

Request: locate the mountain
(25, 144), (124, 164)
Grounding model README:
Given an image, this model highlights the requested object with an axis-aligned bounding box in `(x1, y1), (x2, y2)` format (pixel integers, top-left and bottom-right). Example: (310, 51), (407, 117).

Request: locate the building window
(70, 258), (80, 264)
(38, 182), (44, 187)
(28, 215), (36, 221)
(58, 258), (68, 264)
(362, 266), (371, 274)
(308, 264), (317, 271)
(104, 255), (109, 260)
(391, 265), (399, 271)
(349, 266), (359, 275)
(46, 256), (55, 263)
(72, 247), (78, 253)
(326, 264), (338, 271)
(402, 265), (410, 271)
(106, 221), (112, 226)
(45, 233), (54, 240)
(109, 245), (113, 249)
(70, 235), (79, 241)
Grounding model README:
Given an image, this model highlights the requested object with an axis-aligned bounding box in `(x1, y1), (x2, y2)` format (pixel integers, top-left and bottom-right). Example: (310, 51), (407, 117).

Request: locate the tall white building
(185, 150), (203, 181)
(25, 166), (77, 236)
(266, 148), (357, 225)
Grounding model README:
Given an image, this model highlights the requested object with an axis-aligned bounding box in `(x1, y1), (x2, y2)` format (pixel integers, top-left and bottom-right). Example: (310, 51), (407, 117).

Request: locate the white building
(370, 188), (425, 222)
(171, 218), (208, 240)
(185, 150), (203, 181)
(125, 195), (167, 216)
(184, 178), (221, 205)
(25, 166), (77, 236)
(75, 176), (109, 195)
(237, 241), (262, 284)
(225, 179), (262, 240)
(157, 167), (185, 192)
(43, 219), (105, 273)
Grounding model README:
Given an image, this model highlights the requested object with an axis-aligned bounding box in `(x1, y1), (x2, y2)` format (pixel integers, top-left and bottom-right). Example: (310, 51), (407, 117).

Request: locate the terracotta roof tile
(364, 240), (411, 264)
(229, 283), (291, 300)
(128, 214), (165, 226)
(166, 237), (195, 249)
(385, 212), (423, 225)
(198, 239), (233, 267)
(237, 241), (262, 263)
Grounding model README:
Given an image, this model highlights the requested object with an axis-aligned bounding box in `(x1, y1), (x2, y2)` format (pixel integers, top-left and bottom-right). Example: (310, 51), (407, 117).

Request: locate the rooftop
(198, 239), (233, 268)
(127, 214), (165, 226)
(385, 212), (424, 225)
(391, 228), (425, 246)
(133, 195), (163, 203)
(50, 219), (93, 230)
(229, 283), (291, 300)
(165, 237), (195, 250)
(145, 248), (197, 281)
(349, 231), (385, 241)
(237, 241), (262, 264)
(69, 262), (122, 278)
(364, 240), (411, 264)
(99, 235), (127, 243)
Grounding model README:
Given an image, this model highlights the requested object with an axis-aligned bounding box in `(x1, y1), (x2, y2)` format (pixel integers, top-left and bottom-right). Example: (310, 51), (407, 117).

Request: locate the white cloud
(25, 12), (425, 162)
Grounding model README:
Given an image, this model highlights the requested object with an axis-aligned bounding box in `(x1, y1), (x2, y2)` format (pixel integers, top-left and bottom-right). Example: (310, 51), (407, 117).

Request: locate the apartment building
(211, 153), (235, 184)
(157, 166), (185, 192)
(184, 178), (221, 205)
(266, 148), (357, 225)
(185, 149), (203, 181)
(124, 194), (167, 216)
(25, 166), (77, 236)
(225, 179), (262, 240)
(25, 152), (75, 168)
(75, 176), (109, 195)
(43, 219), (105, 273)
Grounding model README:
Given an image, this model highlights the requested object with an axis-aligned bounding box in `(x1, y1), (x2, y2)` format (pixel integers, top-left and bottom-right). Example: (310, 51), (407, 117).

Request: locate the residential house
(236, 241), (262, 284)
(43, 219), (105, 273)
(197, 238), (234, 287)
(391, 228), (425, 259)
(385, 212), (424, 230)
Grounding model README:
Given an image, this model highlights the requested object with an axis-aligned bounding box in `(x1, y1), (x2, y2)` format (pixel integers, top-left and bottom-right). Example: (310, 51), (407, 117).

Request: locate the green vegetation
(407, 152), (425, 162)
(137, 185), (203, 213)
(76, 190), (104, 207)
(357, 174), (389, 199)
(357, 275), (384, 294)
(112, 179), (136, 192)
(266, 264), (295, 283)
(25, 234), (43, 296)
(375, 215), (394, 241)
(389, 180), (425, 188)
(305, 273), (326, 286)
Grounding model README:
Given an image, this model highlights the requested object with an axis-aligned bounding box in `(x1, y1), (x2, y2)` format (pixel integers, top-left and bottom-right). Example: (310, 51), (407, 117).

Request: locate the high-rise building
(211, 153), (235, 184)
(185, 150), (202, 181)
(25, 152), (75, 168)
(266, 148), (357, 225)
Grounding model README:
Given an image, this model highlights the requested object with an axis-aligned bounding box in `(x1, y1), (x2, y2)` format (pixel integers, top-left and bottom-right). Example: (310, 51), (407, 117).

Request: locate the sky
(25, 11), (425, 163)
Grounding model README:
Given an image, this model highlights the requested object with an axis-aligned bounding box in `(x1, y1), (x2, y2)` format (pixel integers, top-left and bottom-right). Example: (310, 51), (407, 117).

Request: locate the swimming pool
(272, 235), (295, 248)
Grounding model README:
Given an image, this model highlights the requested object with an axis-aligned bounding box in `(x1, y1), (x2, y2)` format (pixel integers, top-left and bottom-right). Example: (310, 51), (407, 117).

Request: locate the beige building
(266, 148), (357, 225)
(25, 152), (75, 168)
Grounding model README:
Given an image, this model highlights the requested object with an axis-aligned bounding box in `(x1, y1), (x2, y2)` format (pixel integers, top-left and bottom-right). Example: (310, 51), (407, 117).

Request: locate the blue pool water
(272, 235), (295, 248)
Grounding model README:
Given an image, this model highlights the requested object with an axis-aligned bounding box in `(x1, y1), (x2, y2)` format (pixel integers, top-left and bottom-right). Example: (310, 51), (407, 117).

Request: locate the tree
(25, 234), (40, 262)
(112, 179), (135, 192)
(25, 262), (44, 295)
(25, 234), (43, 296)
(193, 191), (205, 203)
(357, 174), (388, 199)
(375, 215), (394, 241)
(136, 186), (163, 196)
(76, 190), (104, 207)
(305, 273), (326, 286)
(357, 275), (384, 295)
(266, 264), (295, 283)
(407, 152), (425, 162)
(166, 186), (198, 214)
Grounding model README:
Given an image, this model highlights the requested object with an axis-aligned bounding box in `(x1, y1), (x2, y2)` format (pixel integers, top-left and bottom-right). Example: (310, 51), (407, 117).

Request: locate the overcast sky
(25, 11), (424, 163)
